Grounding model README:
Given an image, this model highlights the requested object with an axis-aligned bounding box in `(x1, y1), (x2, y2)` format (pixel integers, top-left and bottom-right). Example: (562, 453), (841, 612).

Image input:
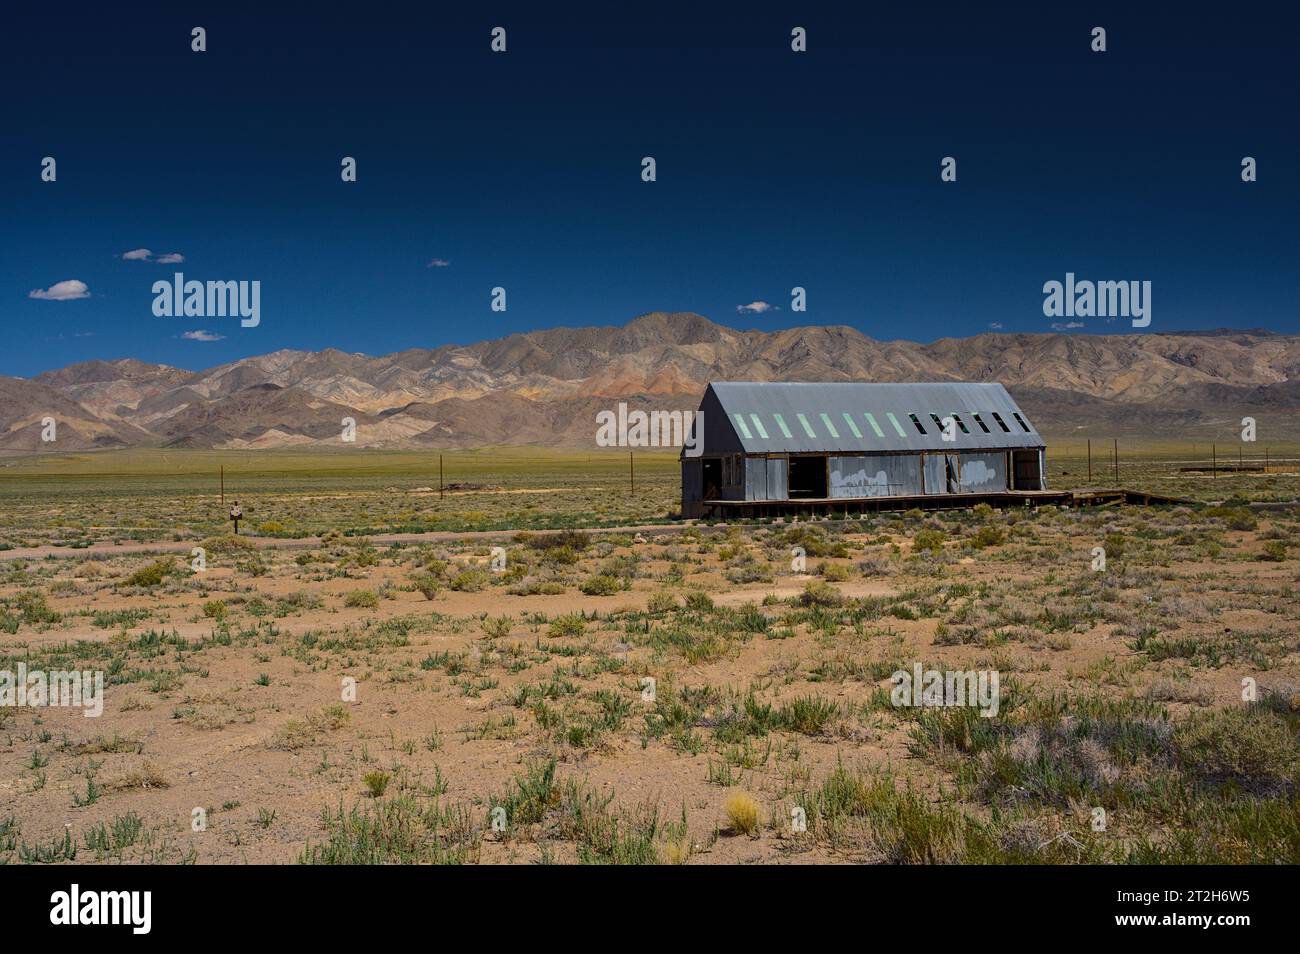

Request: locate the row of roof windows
(731, 410), (1032, 442)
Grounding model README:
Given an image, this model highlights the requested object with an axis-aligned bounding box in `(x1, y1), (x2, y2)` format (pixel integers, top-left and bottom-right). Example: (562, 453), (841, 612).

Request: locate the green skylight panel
(885, 412), (908, 437)
(863, 413), (885, 438)
(795, 413), (817, 438)
(841, 413), (863, 439)
(733, 413), (753, 440)
(818, 413), (840, 439)
(748, 414), (769, 440)
(772, 414), (793, 439)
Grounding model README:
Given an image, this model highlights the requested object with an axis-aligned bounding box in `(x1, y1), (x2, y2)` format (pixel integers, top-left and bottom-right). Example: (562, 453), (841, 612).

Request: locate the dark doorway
(788, 455), (828, 499)
(702, 458), (722, 499)
(1011, 450), (1042, 490)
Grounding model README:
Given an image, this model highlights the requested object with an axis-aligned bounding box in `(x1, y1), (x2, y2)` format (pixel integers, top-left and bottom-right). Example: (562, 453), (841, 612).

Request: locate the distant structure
(680, 382), (1047, 518)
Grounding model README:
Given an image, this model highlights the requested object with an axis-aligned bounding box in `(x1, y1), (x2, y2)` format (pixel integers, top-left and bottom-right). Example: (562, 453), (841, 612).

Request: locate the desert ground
(0, 446), (1297, 864)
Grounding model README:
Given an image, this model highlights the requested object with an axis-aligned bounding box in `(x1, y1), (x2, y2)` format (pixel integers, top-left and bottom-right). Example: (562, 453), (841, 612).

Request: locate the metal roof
(705, 381), (1044, 454)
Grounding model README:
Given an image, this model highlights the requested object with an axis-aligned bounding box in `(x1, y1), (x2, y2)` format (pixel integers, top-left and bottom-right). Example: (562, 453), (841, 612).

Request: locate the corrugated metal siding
(828, 455), (922, 497)
(745, 457), (768, 500)
(706, 382), (1043, 455)
(958, 452), (1007, 492)
(923, 454), (956, 494)
(766, 457), (788, 499)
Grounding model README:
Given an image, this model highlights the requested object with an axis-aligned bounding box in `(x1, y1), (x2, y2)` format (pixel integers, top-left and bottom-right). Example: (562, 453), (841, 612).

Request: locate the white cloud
(988, 322), (1004, 330)
(180, 329), (225, 342)
(120, 248), (185, 263)
(1051, 321), (1085, 331)
(427, 258), (450, 268)
(736, 301), (776, 314)
(28, 279), (90, 301)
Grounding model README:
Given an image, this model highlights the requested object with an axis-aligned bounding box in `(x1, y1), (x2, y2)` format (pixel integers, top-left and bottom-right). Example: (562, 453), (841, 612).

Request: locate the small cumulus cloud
(29, 279), (90, 301)
(180, 329), (225, 342)
(120, 248), (185, 263)
(427, 258), (450, 268)
(988, 322), (1004, 330)
(1051, 321), (1085, 331)
(736, 301), (777, 314)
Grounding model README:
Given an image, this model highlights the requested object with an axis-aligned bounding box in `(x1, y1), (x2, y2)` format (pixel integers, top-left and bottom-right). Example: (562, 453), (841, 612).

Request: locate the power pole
(439, 454), (444, 500)
(1112, 439), (1118, 484)
(1086, 439), (1091, 484)
(1212, 443), (1216, 480)
(220, 465), (224, 505)
(629, 451), (635, 494)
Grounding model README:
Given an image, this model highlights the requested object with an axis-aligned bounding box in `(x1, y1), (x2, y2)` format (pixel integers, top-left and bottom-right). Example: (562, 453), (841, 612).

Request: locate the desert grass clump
(579, 573), (624, 596)
(778, 695), (840, 735)
(343, 589), (379, 608)
(120, 559), (173, 589)
(409, 572), (442, 600)
(270, 704), (351, 751)
(363, 770), (391, 798)
(724, 792), (760, 835)
(794, 580), (843, 608)
(301, 795), (478, 864)
(911, 529), (946, 555)
(449, 568), (491, 592)
(547, 614), (586, 639)
(1174, 705), (1298, 794)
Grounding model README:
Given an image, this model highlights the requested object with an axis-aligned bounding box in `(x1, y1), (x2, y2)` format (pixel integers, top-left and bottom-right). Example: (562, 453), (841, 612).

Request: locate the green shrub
(547, 614), (586, 639)
(450, 569), (491, 592)
(912, 529), (946, 555)
(344, 589), (379, 608)
(410, 572), (442, 600)
(579, 574), (624, 596)
(1259, 540), (1287, 562)
(121, 559), (173, 588)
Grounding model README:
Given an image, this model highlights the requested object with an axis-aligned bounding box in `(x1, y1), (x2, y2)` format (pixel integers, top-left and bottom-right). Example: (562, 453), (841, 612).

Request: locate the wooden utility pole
(1212, 443), (1217, 480)
(1112, 439), (1119, 484)
(629, 451), (635, 494)
(439, 454), (444, 499)
(1086, 439), (1091, 483)
(220, 465), (224, 505)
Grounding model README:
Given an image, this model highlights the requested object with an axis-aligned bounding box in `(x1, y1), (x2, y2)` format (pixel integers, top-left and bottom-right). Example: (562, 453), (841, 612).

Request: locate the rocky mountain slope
(4, 313), (1296, 451)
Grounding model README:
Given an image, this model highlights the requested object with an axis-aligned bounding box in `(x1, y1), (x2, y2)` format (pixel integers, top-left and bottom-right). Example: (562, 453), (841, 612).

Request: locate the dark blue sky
(3, 1), (1296, 378)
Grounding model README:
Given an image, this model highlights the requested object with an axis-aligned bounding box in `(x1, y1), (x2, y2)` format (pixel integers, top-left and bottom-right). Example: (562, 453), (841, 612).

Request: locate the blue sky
(2, 1), (1296, 378)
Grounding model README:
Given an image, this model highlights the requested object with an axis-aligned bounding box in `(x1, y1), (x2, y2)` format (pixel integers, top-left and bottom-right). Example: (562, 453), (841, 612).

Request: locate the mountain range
(3, 312), (1297, 452)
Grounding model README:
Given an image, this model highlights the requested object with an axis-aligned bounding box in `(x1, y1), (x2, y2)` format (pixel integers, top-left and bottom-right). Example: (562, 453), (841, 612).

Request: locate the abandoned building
(680, 381), (1048, 518)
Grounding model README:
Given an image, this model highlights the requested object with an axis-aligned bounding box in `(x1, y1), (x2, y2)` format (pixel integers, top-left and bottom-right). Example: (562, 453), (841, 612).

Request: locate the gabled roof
(705, 381), (1044, 454)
